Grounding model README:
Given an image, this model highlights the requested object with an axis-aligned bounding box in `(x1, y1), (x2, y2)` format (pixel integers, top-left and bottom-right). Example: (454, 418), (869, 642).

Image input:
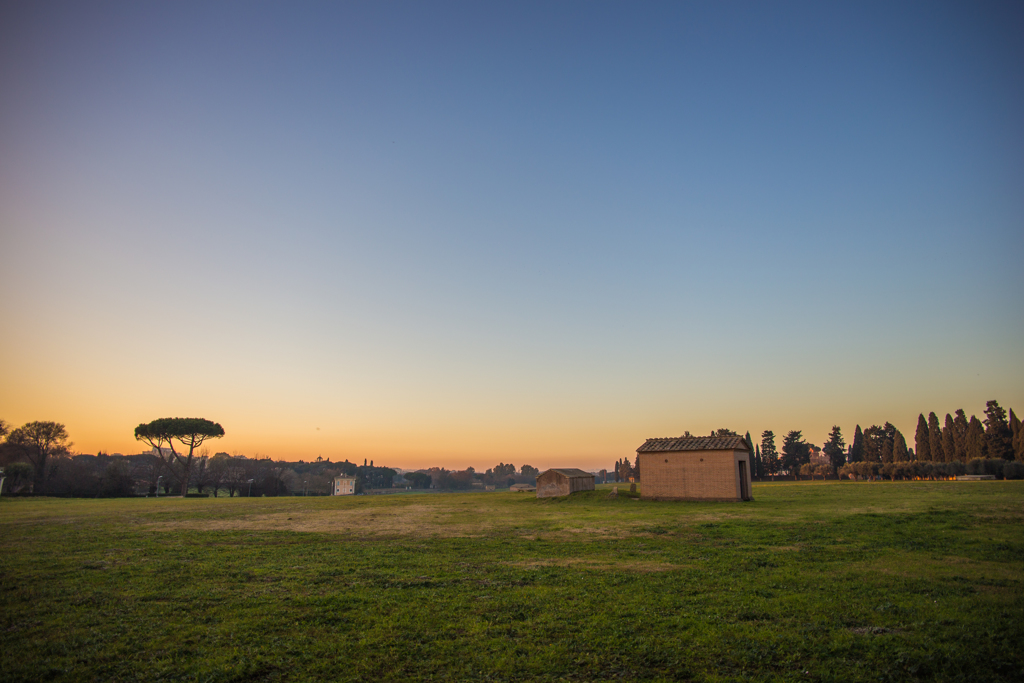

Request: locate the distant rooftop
(541, 468), (595, 478)
(637, 435), (751, 453)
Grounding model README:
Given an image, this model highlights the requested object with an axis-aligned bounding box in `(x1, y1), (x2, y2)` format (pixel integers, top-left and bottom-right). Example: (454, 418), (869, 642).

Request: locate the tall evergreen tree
(953, 410), (969, 462)
(1013, 410), (1024, 461)
(849, 425), (864, 463)
(749, 432), (757, 475)
(780, 430), (809, 476)
(761, 430), (779, 477)
(881, 434), (894, 463)
(966, 416), (986, 461)
(893, 430), (909, 462)
(754, 444), (763, 479)
(862, 425), (885, 463)
(1010, 409), (1021, 443)
(927, 412), (943, 463)
(915, 414), (930, 461)
(822, 425), (846, 472)
(942, 414), (956, 463)
(983, 400), (1013, 460)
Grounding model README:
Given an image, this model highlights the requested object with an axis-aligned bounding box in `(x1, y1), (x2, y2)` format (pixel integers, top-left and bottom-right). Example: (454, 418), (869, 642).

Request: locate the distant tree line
(0, 417), (548, 496)
(747, 400), (1023, 482)
(414, 463), (540, 490)
(613, 400), (1023, 485)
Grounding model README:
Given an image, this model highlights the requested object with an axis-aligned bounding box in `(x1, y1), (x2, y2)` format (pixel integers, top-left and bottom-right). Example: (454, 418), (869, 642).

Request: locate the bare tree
(6, 422), (72, 493)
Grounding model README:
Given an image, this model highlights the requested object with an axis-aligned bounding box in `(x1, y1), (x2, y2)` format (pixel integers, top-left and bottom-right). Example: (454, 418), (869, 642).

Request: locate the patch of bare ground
(849, 552), (1022, 584)
(849, 626), (903, 635)
(508, 558), (681, 573)
(144, 504), (498, 537)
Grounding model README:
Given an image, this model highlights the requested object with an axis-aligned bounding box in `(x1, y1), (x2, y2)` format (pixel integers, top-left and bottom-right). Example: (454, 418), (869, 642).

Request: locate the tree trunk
(180, 452), (194, 496)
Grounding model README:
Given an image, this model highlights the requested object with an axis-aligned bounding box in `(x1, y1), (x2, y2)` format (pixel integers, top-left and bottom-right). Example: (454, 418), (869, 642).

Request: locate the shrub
(98, 461), (136, 497)
(894, 462), (919, 480)
(1, 461), (35, 494)
(853, 462), (879, 479)
(1003, 461), (1024, 480)
(967, 458), (1006, 478)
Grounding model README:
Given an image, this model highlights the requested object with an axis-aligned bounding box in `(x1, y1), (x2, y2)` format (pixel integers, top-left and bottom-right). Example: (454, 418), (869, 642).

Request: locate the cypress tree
(942, 414), (956, 463)
(983, 400), (1013, 460)
(761, 430), (779, 477)
(862, 425), (884, 463)
(927, 412), (943, 463)
(1012, 409), (1023, 461)
(966, 416), (986, 461)
(1013, 413), (1024, 462)
(850, 425), (864, 463)
(893, 430), (909, 462)
(881, 434), (894, 463)
(823, 425), (846, 471)
(915, 414), (930, 461)
(780, 430), (810, 476)
(953, 410), (969, 461)
(745, 431), (755, 476)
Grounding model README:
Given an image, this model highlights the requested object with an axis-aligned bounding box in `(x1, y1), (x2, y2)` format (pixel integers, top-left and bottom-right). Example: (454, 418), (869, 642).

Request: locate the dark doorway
(738, 460), (750, 501)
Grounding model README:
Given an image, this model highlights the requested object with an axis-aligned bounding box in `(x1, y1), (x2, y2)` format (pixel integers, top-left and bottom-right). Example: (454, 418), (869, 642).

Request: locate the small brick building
(535, 468), (595, 498)
(636, 435), (753, 502)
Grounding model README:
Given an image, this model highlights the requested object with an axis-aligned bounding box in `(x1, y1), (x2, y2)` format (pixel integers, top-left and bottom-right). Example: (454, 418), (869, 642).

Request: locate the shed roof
(540, 468), (595, 479)
(637, 435), (751, 453)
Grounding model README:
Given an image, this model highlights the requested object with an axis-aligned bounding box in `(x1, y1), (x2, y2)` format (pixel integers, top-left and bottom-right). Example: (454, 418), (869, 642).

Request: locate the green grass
(1, 481), (1022, 682)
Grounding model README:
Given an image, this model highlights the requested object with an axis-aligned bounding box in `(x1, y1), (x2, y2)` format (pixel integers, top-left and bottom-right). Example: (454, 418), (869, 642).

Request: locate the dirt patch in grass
(854, 552), (1021, 581)
(144, 504), (497, 537)
(507, 558), (681, 573)
(849, 626), (904, 636)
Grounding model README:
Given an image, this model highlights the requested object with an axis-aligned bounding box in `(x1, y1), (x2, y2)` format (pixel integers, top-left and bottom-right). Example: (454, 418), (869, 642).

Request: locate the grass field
(1, 481), (1022, 682)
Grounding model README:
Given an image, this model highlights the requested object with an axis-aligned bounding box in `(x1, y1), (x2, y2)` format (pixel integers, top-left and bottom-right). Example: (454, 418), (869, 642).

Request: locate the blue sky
(1, 1), (1021, 467)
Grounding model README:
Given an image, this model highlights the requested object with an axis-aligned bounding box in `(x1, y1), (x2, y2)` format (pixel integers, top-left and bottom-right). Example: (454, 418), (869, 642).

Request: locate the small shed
(509, 483), (536, 492)
(636, 435), (753, 502)
(535, 468), (595, 498)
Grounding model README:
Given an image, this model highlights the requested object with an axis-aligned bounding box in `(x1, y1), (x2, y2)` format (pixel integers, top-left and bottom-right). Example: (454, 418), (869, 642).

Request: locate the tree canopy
(135, 417), (225, 496)
(780, 430), (808, 475)
(915, 415), (930, 462)
(760, 431), (779, 476)
(6, 421), (72, 492)
(823, 426), (846, 471)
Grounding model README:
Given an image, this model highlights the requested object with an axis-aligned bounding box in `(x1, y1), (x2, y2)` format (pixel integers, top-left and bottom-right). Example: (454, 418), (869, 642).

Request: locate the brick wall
(639, 450), (749, 501)
(536, 472), (595, 498)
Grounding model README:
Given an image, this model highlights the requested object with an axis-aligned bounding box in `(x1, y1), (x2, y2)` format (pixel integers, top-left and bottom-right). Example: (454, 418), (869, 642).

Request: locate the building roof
(637, 435), (751, 453)
(540, 468), (595, 479)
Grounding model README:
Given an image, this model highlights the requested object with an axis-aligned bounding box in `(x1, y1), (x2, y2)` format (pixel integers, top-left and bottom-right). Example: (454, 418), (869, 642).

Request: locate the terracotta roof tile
(636, 435), (751, 453)
(541, 468), (595, 478)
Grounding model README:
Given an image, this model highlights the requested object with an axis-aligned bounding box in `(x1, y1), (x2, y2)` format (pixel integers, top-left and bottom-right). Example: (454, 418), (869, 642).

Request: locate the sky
(1, 1), (1022, 470)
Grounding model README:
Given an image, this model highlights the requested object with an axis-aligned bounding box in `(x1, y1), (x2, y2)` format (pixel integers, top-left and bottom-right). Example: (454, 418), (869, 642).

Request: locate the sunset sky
(1, 1), (1021, 471)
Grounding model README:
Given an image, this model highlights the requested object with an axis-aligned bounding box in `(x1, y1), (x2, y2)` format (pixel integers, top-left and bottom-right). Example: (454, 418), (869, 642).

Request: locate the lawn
(1, 481), (1022, 682)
